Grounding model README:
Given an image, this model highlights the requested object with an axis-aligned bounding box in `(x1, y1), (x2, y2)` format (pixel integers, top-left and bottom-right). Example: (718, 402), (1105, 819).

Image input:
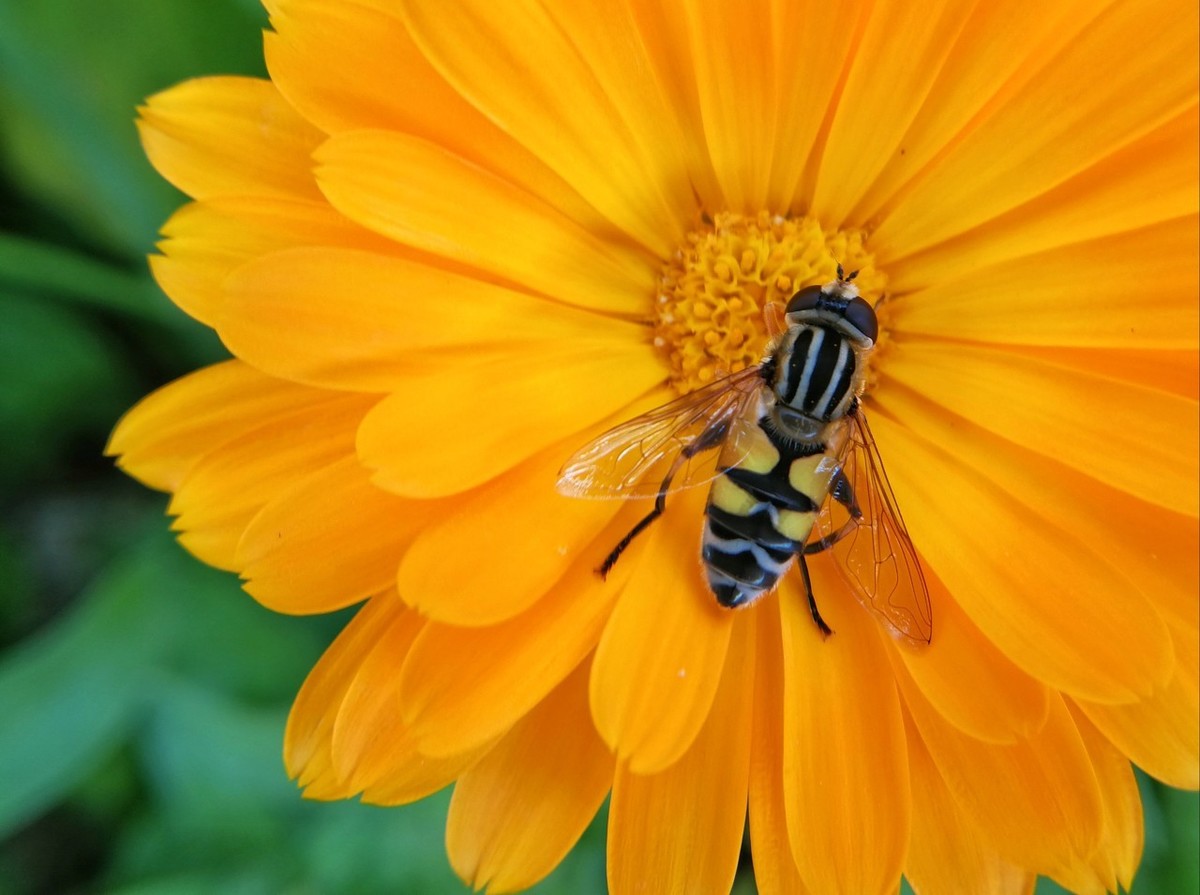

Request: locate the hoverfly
(557, 267), (932, 645)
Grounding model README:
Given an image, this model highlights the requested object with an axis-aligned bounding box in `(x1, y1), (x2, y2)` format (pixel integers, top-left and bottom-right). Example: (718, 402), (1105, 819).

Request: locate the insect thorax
(767, 323), (867, 441)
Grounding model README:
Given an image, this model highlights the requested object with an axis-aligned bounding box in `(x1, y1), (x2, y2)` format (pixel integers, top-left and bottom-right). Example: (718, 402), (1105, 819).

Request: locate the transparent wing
(814, 408), (933, 646)
(557, 366), (765, 499)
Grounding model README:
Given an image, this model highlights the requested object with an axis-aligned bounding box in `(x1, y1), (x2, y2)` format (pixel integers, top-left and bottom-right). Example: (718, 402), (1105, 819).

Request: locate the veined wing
(556, 366), (765, 500)
(814, 407), (933, 646)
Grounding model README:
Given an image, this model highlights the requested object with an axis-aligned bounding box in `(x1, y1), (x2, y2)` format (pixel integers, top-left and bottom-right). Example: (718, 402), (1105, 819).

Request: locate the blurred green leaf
(0, 291), (131, 478)
(0, 233), (178, 327)
(0, 530), (173, 836)
(0, 0), (267, 258)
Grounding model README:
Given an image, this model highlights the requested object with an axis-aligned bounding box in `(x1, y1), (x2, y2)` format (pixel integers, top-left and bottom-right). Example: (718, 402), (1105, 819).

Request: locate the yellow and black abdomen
(702, 421), (836, 608)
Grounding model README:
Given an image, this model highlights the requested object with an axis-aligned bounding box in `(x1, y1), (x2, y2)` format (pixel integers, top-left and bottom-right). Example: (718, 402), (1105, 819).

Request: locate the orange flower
(109, 1), (1199, 892)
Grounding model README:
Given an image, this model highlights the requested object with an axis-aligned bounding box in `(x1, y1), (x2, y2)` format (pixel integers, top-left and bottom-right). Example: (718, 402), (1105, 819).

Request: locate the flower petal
(264, 0), (599, 227)
(169, 392), (375, 570)
(673, 0), (778, 210)
(901, 675), (1105, 883)
(284, 593), (404, 795)
(874, 0), (1198, 255)
(107, 360), (335, 492)
(220, 246), (646, 392)
(849, 0), (1097, 228)
(748, 605), (812, 895)
(236, 456), (448, 614)
(890, 217), (1200, 349)
(397, 441), (625, 625)
(897, 572), (1050, 744)
(1077, 614), (1200, 789)
(870, 408), (1175, 704)
(138, 77), (324, 202)
(607, 614), (753, 895)
(810, 0), (979, 227)
(357, 346), (664, 498)
(398, 0), (691, 256)
(1069, 706), (1144, 894)
(884, 340), (1199, 516)
(590, 486), (734, 774)
(151, 197), (392, 326)
(779, 565), (909, 895)
(398, 504), (642, 758)
(884, 105), (1199, 290)
(904, 716), (1036, 895)
(325, 606), (490, 803)
(316, 131), (655, 315)
(446, 662), (613, 894)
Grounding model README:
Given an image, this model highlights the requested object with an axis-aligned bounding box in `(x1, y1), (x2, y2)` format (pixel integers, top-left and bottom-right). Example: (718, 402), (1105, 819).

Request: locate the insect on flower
(558, 267), (933, 646)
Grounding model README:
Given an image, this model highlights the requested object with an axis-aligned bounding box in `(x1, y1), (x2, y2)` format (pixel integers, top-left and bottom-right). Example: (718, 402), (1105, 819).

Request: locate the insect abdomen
(702, 422), (829, 608)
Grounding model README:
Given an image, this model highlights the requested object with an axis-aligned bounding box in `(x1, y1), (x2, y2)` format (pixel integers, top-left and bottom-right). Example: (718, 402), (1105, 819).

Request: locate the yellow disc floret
(655, 211), (885, 395)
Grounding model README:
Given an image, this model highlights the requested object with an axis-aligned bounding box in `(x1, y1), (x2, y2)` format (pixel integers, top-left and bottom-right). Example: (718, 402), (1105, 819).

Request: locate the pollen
(655, 211), (886, 395)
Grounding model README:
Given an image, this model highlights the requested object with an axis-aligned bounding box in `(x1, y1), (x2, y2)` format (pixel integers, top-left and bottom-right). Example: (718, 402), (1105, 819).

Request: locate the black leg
(797, 554), (833, 638)
(597, 418), (729, 578)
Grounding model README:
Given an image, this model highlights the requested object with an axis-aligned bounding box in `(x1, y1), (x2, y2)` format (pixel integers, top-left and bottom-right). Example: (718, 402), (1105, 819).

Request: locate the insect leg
(797, 553), (833, 638)
(597, 418), (729, 578)
(803, 467), (861, 555)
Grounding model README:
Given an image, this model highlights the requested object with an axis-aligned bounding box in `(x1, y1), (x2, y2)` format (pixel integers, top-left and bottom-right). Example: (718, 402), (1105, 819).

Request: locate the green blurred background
(0, 2), (1194, 893)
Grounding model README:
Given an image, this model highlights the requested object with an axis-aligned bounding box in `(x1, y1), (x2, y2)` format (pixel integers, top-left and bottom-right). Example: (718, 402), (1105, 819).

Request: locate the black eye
(785, 285), (823, 315)
(844, 296), (878, 342)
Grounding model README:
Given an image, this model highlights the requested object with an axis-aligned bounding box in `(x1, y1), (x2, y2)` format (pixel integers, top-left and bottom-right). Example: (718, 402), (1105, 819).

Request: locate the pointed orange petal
(890, 217), (1199, 350)
(778, 566), (909, 895)
(904, 715), (1037, 895)
(107, 360), (337, 492)
(901, 671), (1105, 881)
(896, 571), (1050, 744)
(284, 594), (403, 793)
(748, 604), (812, 895)
(399, 504), (642, 758)
(884, 105), (1199, 291)
(151, 196), (392, 326)
(590, 487), (734, 774)
(397, 441), (624, 625)
(138, 77), (324, 202)
(265, 0), (600, 229)
(236, 456), (449, 614)
(607, 614), (753, 895)
(1069, 706), (1144, 894)
(320, 607), (489, 804)
(870, 408), (1175, 704)
(874, 0), (1198, 255)
(220, 245), (645, 392)
(398, 0), (690, 256)
(357, 346), (664, 498)
(446, 662), (613, 894)
(1077, 613), (1200, 789)
(168, 392), (373, 570)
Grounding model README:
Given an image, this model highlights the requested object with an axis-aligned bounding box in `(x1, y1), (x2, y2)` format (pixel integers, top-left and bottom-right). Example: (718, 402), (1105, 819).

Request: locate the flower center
(655, 211), (885, 395)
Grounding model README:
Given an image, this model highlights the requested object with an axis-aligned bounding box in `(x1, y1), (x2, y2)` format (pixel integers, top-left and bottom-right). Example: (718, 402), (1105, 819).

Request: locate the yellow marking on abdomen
(775, 508), (816, 543)
(788, 452), (835, 500)
(710, 475), (758, 516)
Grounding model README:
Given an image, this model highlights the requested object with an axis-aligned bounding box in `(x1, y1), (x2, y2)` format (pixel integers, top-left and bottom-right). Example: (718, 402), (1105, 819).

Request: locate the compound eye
(785, 285), (823, 315)
(844, 296), (878, 343)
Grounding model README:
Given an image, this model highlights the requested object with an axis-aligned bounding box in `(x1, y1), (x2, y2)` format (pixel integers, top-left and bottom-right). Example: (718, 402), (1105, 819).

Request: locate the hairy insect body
(557, 267), (933, 645)
(703, 312), (868, 608)
(703, 419), (835, 607)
